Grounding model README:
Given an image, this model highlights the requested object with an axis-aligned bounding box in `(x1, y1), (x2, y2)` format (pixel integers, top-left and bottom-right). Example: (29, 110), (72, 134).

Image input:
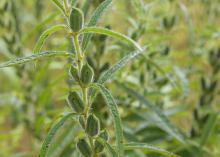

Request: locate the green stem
(73, 34), (84, 71)
(63, 0), (70, 15)
(72, 33), (96, 156)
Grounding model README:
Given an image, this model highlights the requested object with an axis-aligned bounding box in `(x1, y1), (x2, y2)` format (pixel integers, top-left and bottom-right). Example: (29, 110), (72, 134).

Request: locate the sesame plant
(0, 0), (183, 157)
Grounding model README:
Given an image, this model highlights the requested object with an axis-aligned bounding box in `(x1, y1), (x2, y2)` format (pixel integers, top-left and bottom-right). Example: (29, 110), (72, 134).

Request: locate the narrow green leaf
(119, 84), (185, 143)
(51, 0), (66, 16)
(0, 51), (74, 68)
(143, 56), (181, 92)
(90, 47), (147, 102)
(97, 137), (117, 157)
(39, 112), (78, 157)
(33, 25), (66, 54)
(200, 112), (218, 147)
(178, 2), (195, 46)
(82, 0), (112, 51)
(71, 0), (78, 7)
(22, 12), (60, 44)
(124, 143), (180, 157)
(99, 47), (147, 84)
(94, 84), (123, 156)
(80, 27), (142, 51)
(82, 0), (92, 17)
(47, 124), (76, 157)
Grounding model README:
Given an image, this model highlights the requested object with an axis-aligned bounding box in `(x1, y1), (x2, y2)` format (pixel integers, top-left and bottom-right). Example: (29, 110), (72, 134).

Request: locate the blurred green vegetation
(0, 0), (220, 157)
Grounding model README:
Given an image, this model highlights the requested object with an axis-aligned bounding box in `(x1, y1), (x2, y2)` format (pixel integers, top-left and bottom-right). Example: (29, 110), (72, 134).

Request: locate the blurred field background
(0, 0), (220, 157)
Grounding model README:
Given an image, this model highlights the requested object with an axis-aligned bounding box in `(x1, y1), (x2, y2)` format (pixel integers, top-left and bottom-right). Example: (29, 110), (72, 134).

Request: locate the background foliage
(0, 0), (220, 157)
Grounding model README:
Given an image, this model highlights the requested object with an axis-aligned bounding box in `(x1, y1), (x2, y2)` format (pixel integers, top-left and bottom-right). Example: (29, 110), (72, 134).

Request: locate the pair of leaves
(0, 27), (142, 68)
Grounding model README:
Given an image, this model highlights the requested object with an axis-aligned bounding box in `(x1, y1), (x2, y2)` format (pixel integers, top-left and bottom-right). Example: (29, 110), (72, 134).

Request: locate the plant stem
(63, 0), (69, 14)
(73, 33), (96, 156)
(73, 34), (84, 71)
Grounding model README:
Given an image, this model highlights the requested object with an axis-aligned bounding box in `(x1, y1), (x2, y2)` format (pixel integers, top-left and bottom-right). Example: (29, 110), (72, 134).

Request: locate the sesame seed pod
(86, 114), (100, 137)
(67, 92), (84, 113)
(70, 65), (80, 82)
(76, 138), (92, 157)
(81, 63), (94, 86)
(69, 7), (84, 32)
(94, 140), (104, 153)
(99, 129), (109, 141)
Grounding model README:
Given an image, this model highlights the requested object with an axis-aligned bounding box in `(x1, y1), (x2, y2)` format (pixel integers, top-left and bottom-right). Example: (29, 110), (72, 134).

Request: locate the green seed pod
(78, 115), (86, 129)
(209, 80), (217, 92)
(70, 65), (79, 81)
(162, 16), (176, 30)
(81, 63), (94, 86)
(76, 138), (92, 157)
(200, 77), (206, 91)
(94, 140), (104, 153)
(99, 129), (109, 141)
(69, 7), (84, 32)
(67, 92), (84, 113)
(86, 114), (100, 137)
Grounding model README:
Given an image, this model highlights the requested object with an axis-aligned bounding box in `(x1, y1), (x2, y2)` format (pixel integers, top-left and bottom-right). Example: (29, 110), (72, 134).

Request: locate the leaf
(47, 124), (76, 157)
(99, 47), (147, 84)
(80, 27), (142, 51)
(82, 0), (92, 17)
(178, 2), (195, 45)
(200, 112), (218, 147)
(90, 47), (147, 102)
(51, 0), (66, 16)
(174, 66), (188, 93)
(97, 137), (117, 157)
(143, 56), (181, 92)
(82, 0), (112, 51)
(94, 84), (124, 156)
(39, 112), (78, 157)
(33, 25), (66, 54)
(22, 12), (60, 44)
(118, 84), (185, 143)
(70, 0), (78, 7)
(124, 143), (180, 157)
(0, 51), (74, 68)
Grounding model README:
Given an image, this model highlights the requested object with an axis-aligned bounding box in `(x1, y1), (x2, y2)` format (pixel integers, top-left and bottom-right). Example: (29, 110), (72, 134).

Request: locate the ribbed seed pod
(67, 92), (84, 113)
(81, 63), (94, 86)
(70, 65), (80, 81)
(99, 129), (109, 141)
(78, 115), (85, 129)
(86, 114), (100, 137)
(94, 140), (104, 153)
(69, 7), (84, 32)
(76, 138), (92, 157)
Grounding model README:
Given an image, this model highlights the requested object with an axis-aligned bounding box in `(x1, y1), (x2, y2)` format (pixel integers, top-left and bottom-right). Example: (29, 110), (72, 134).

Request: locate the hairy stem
(63, 0), (69, 14)
(72, 33), (96, 156)
(73, 34), (84, 71)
